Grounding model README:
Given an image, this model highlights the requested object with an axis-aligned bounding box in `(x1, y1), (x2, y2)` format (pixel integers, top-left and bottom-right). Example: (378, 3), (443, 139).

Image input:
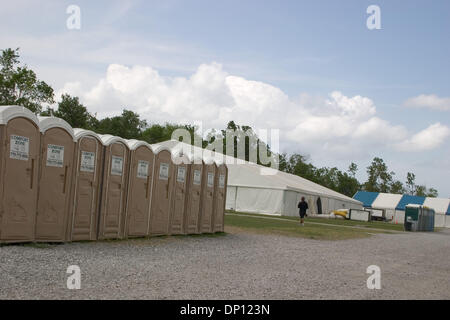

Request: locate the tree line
(0, 48), (440, 198)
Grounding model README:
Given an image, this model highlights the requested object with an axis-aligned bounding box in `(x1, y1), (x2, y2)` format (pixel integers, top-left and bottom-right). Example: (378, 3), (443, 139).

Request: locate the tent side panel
(225, 186), (237, 211)
(235, 187), (284, 215)
(283, 190), (300, 217)
(445, 215), (450, 228)
(434, 214), (445, 228)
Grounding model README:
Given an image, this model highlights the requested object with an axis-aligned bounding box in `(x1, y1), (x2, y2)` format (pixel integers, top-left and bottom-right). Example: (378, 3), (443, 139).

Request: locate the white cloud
(395, 123), (450, 152)
(404, 94), (450, 111)
(57, 62), (450, 155)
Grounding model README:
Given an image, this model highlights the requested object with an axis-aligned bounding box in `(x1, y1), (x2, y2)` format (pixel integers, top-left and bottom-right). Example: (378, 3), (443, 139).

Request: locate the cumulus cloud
(404, 94), (450, 111)
(395, 123), (450, 152)
(57, 62), (450, 154)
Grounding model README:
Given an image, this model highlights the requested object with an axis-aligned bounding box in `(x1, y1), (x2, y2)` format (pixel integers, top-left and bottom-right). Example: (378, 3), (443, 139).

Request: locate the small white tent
(154, 140), (362, 216)
(423, 197), (450, 228)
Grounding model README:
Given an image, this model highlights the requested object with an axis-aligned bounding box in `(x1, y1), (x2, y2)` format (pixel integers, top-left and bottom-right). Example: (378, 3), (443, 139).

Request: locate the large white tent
(155, 140), (363, 216)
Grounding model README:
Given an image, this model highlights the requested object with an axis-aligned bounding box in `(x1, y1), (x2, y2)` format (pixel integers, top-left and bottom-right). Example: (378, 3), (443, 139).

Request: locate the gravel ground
(1, 227), (449, 299)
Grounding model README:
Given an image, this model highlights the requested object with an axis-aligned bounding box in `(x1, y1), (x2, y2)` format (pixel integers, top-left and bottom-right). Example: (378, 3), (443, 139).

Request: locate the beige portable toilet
(169, 151), (191, 235)
(68, 129), (104, 241)
(35, 117), (75, 242)
(149, 145), (174, 236)
(124, 139), (154, 238)
(212, 161), (228, 233)
(184, 156), (204, 234)
(97, 134), (130, 240)
(199, 157), (216, 233)
(0, 106), (40, 243)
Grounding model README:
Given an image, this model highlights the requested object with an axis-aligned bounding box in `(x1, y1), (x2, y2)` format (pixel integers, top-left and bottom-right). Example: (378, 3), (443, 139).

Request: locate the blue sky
(1, 0), (449, 196)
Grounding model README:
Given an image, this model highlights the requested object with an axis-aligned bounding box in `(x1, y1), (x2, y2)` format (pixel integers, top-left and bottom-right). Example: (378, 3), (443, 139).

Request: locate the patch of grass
(183, 232), (227, 238)
(19, 242), (63, 249)
(227, 210), (404, 232)
(224, 214), (387, 240)
(1, 232), (228, 248)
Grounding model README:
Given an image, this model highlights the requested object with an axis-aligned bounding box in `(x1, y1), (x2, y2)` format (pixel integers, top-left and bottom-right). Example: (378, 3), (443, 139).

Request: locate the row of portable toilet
(0, 105), (227, 243)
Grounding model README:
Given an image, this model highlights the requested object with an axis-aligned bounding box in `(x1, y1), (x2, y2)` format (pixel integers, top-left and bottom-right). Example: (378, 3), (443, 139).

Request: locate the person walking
(297, 197), (308, 226)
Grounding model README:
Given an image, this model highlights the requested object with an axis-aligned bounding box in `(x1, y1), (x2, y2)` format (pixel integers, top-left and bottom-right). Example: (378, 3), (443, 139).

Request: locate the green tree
(0, 48), (54, 113)
(141, 123), (198, 144)
(390, 180), (405, 194)
(363, 157), (394, 192)
(200, 120), (277, 167)
(284, 153), (317, 182)
(348, 162), (358, 178)
(335, 171), (360, 197)
(415, 185), (427, 197)
(406, 172), (416, 195)
(41, 94), (97, 129)
(95, 109), (147, 139)
(404, 172), (439, 197)
(426, 188), (438, 198)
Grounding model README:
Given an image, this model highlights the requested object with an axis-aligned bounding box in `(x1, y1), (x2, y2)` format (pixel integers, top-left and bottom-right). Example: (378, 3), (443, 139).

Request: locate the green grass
(0, 232), (228, 248)
(15, 242), (63, 249)
(226, 210), (404, 232)
(224, 214), (395, 240)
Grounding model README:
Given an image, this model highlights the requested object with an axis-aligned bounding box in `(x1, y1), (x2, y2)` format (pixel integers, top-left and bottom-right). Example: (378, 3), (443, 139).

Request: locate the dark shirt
(298, 201), (308, 214)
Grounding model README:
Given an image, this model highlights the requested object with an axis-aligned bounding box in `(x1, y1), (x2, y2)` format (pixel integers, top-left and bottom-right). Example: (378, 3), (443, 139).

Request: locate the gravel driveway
(1, 227), (449, 299)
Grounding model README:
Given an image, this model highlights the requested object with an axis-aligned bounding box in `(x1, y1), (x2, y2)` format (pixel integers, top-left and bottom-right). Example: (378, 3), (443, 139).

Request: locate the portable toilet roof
(73, 128), (103, 142)
(423, 197), (450, 215)
(98, 134), (128, 146)
(168, 143), (193, 164)
(0, 105), (39, 126)
(150, 143), (173, 155)
(203, 156), (216, 165)
(371, 193), (403, 210)
(125, 139), (152, 151)
(38, 116), (75, 141)
(353, 191), (379, 208)
(396, 194), (426, 211)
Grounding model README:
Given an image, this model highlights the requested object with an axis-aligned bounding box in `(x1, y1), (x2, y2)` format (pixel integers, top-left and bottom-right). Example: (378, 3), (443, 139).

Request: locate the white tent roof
(156, 140), (361, 205)
(371, 193), (403, 209)
(423, 197), (450, 215)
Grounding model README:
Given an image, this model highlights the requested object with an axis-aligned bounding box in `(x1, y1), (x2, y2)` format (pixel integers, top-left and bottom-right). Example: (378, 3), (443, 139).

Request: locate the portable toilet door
(184, 158), (204, 234)
(149, 146), (174, 236)
(68, 129), (104, 241)
(124, 140), (154, 238)
(35, 117), (75, 242)
(97, 135), (129, 240)
(0, 106), (40, 243)
(199, 158), (216, 233)
(212, 162), (227, 233)
(169, 153), (191, 235)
